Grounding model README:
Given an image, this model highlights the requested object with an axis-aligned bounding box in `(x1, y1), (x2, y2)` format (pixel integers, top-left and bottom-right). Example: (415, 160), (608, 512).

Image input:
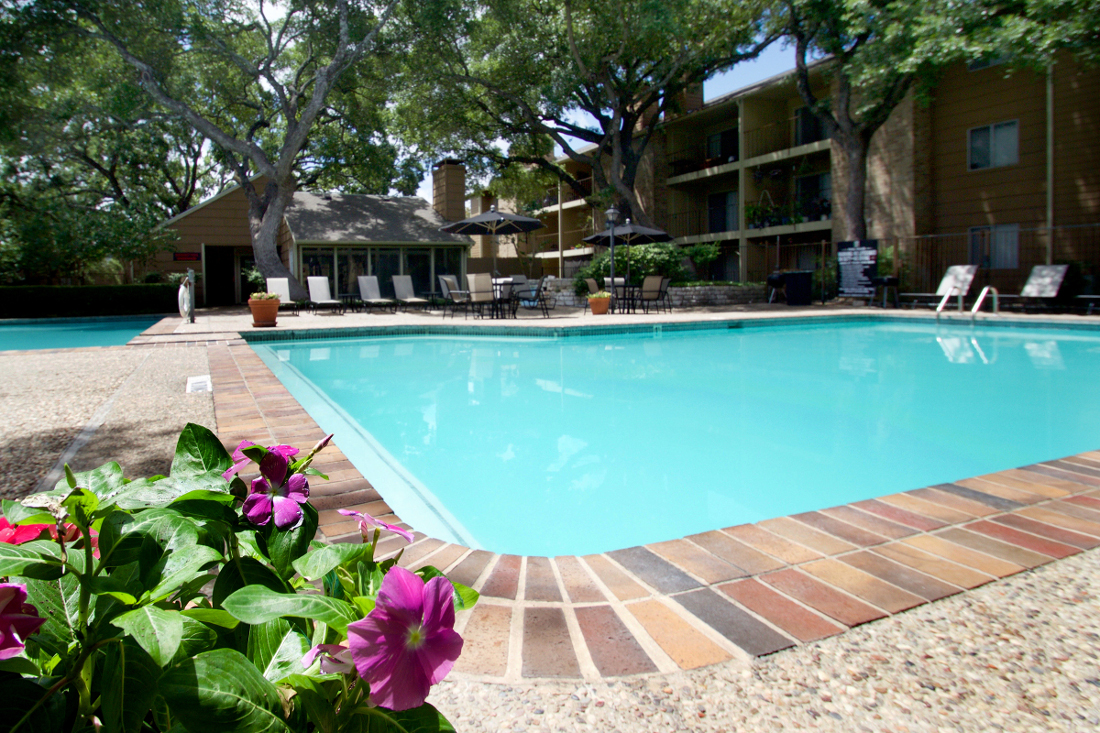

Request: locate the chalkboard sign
(836, 240), (878, 298)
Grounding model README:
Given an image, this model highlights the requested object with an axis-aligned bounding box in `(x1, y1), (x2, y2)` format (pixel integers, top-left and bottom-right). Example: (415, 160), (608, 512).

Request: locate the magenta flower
(337, 509), (414, 544)
(0, 583), (46, 660)
(302, 643), (355, 675)
(242, 473), (309, 530)
(347, 567), (463, 711)
(0, 518), (49, 545)
(222, 440), (299, 482)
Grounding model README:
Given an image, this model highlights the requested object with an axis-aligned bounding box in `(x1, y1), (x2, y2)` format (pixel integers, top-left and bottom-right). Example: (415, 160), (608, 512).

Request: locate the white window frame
(968, 120), (1019, 171)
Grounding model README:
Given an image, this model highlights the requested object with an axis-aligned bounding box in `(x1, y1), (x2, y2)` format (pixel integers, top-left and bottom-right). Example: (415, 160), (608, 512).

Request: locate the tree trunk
(245, 180), (308, 301)
(836, 136), (869, 241)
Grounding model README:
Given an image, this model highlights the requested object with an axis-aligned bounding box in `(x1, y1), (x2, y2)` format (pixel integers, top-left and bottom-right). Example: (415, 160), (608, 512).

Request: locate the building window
(969, 224), (1019, 269)
(795, 172), (832, 220)
(706, 128), (738, 163)
(794, 107), (825, 146)
(707, 191), (738, 233)
(969, 121), (1018, 170)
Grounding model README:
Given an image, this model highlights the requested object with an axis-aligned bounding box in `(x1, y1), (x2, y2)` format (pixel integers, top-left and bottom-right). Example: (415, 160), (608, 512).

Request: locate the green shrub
(0, 284), (177, 318)
(573, 243), (690, 296)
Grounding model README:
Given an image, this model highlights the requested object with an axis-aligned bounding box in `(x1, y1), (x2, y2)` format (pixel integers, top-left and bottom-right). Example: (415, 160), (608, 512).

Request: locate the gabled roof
(285, 192), (472, 245)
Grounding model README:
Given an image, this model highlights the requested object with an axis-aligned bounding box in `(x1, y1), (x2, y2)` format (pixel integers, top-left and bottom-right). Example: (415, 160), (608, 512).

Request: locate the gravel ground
(0, 346), (214, 497)
(432, 546), (1100, 732)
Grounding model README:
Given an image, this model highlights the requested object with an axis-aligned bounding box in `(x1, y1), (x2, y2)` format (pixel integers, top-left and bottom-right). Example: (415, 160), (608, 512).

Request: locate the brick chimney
(432, 159), (467, 221)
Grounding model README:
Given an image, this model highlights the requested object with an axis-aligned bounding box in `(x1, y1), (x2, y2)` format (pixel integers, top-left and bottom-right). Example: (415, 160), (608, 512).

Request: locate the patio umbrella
(584, 219), (672, 287)
(440, 205), (545, 274)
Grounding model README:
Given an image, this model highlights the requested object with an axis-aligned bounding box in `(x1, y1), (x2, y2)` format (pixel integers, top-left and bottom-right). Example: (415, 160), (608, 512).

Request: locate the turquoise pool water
(257, 319), (1100, 556)
(0, 316), (161, 351)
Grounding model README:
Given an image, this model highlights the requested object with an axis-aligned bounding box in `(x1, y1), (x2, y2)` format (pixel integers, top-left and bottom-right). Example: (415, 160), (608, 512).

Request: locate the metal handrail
(970, 286), (1000, 321)
(934, 286), (962, 320)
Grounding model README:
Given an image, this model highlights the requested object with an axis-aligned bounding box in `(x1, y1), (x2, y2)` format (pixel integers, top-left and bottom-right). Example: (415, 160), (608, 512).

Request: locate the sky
(412, 42), (796, 203)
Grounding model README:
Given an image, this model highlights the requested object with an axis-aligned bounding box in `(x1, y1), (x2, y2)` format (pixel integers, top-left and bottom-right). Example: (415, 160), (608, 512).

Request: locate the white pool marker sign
(186, 375), (212, 393)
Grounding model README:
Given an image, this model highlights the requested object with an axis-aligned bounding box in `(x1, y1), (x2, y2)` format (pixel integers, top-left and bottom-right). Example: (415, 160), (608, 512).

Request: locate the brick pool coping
(205, 323), (1100, 683)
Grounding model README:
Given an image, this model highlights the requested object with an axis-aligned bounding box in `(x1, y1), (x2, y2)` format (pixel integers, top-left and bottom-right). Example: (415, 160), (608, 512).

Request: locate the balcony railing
(665, 142), (739, 177)
(535, 177), (594, 209)
(530, 225), (598, 253)
(743, 116), (827, 160)
(666, 207), (739, 239)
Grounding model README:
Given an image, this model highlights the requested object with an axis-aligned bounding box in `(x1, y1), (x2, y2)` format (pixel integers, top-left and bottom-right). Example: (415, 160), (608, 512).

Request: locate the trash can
(783, 270), (813, 306)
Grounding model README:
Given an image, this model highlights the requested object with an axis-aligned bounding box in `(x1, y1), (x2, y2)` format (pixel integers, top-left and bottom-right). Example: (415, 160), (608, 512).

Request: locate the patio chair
(356, 276), (397, 313)
(999, 265), (1070, 313)
(392, 275), (429, 312)
(265, 277), (300, 316)
(513, 276), (556, 318)
(638, 275), (664, 314)
(438, 274), (469, 319)
(306, 276), (346, 315)
(466, 273), (496, 319)
(900, 265), (978, 310)
(583, 278), (600, 313)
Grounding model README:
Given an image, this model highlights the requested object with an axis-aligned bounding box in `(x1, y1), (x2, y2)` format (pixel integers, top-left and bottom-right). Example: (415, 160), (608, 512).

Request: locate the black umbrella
(440, 205), (546, 273)
(584, 219), (672, 298)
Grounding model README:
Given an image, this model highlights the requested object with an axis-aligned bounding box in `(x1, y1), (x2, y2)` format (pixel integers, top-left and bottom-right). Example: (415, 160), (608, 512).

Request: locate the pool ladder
(970, 286), (1000, 321)
(934, 287), (964, 321)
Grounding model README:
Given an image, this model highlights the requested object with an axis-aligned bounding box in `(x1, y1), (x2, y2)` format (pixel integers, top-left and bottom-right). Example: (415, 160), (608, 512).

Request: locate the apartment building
(527, 54), (1100, 292)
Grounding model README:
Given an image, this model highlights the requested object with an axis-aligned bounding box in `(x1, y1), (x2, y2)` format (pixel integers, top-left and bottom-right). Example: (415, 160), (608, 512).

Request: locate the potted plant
(587, 290), (612, 315)
(248, 291), (280, 327)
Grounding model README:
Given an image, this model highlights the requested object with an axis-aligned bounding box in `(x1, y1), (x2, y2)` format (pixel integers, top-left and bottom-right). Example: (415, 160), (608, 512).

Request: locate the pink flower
(47, 524), (100, 558)
(0, 583), (46, 660)
(302, 643), (355, 675)
(242, 473), (310, 530)
(222, 440), (299, 482)
(0, 518), (49, 544)
(347, 567), (463, 711)
(337, 509), (414, 544)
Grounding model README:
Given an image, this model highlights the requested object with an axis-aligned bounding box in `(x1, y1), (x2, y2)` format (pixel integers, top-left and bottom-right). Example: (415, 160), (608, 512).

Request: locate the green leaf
(0, 657), (40, 675)
(301, 468), (329, 479)
(241, 444), (268, 464)
(172, 617), (219, 666)
(24, 554), (84, 646)
(1, 499), (53, 525)
(113, 606), (184, 667)
(61, 487), (99, 526)
(146, 545), (223, 601)
(171, 423), (233, 478)
(247, 619), (311, 684)
(221, 586), (359, 633)
(282, 675), (335, 732)
(291, 542), (372, 581)
(0, 543), (60, 578)
(160, 649), (292, 733)
(101, 638), (161, 733)
(180, 608), (240, 629)
(212, 557), (288, 608)
(113, 471), (231, 511)
(264, 503), (319, 579)
(0, 672), (68, 733)
(355, 703), (458, 733)
(86, 576), (138, 606)
(53, 461), (127, 499)
(98, 508), (204, 568)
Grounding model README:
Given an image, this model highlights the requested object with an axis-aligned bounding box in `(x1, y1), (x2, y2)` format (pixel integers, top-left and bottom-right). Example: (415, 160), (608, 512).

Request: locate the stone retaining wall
(545, 279), (766, 308)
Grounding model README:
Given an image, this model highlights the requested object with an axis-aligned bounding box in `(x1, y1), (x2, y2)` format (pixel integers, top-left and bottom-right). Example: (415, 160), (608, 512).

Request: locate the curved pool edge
(205, 314), (1100, 684)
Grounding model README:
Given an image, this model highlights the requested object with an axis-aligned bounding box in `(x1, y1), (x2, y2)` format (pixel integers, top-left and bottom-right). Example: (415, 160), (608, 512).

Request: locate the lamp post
(606, 205), (619, 311)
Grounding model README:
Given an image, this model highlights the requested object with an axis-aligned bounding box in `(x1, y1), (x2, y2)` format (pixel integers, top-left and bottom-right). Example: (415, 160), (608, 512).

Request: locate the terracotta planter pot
(588, 297), (610, 315)
(248, 298), (279, 327)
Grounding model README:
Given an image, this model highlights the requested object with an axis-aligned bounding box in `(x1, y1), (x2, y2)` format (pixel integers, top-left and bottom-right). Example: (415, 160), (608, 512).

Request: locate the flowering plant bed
(0, 424), (475, 732)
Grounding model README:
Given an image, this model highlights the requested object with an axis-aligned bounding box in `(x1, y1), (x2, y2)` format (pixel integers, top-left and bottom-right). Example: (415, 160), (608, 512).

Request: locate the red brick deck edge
(208, 341), (1100, 683)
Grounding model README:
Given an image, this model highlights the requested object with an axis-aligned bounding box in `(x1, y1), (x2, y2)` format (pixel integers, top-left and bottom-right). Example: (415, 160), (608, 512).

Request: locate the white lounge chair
(392, 275), (429, 312)
(306, 276), (346, 315)
(1000, 265), (1070, 312)
(265, 277), (299, 315)
(356, 275), (396, 313)
(901, 265), (978, 310)
(438, 275), (469, 319)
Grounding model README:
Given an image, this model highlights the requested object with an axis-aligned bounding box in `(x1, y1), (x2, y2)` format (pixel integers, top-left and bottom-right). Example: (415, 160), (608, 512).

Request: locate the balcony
(743, 113), (826, 160)
(665, 142), (739, 178)
(666, 206), (739, 240)
(534, 177), (594, 210)
(530, 225), (598, 253)
(745, 192), (831, 231)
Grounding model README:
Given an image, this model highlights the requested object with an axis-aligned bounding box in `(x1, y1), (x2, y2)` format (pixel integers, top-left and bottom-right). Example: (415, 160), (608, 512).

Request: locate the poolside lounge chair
(513, 276), (556, 318)
(900, 265), (978, 310)
(306, 276), (346, 315)
(356, 276), (396, 313)
(392, 275), (429, 312)
(999, 265), (1070, 312)
(438, 275), (469, 319)
(265, 278), (300, 315)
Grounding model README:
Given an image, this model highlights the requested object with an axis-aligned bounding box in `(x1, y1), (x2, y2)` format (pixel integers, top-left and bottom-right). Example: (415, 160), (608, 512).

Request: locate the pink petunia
(0, 518), (49, 545)
(0, 583), (45, 660)
(222, 441), (299, 482)
(346, 567), (463, 711)
(301, 643), (355, 675)
(242, 473), (310, 530)
(337, 509), (414, 544)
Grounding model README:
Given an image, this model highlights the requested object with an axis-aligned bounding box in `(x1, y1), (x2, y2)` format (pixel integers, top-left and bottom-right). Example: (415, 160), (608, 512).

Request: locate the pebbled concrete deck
(202, 317), (1100, 684)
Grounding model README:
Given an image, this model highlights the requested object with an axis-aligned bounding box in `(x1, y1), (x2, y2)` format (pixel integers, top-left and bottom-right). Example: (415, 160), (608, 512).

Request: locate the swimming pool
(256, 318), (1100, 556)
(0, 316), (162, 351)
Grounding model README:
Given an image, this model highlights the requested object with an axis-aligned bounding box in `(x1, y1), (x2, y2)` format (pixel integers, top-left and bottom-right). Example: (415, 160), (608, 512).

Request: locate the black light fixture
(606, 205), (619, 305)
